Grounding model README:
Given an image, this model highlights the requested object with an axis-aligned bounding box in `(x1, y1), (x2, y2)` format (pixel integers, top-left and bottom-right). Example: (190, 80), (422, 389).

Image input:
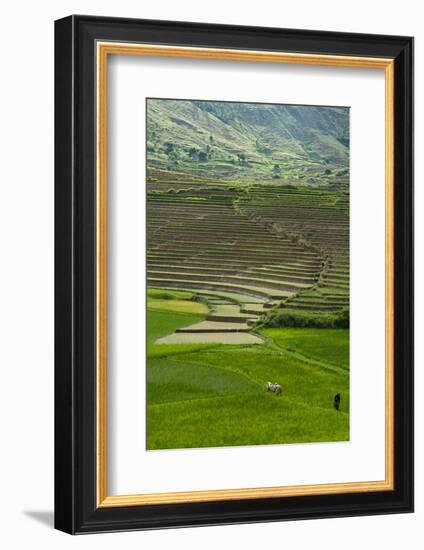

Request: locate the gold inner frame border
(96, 42), (395, 508)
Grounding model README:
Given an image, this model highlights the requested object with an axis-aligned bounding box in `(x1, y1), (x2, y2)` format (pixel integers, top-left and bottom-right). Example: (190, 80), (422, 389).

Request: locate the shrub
(272, 164), (281, 177)
(147, 288), (193, 301)
(163, 142), (174, 154)
(334, 307), (350, 328)
(259, 307), (349, 329)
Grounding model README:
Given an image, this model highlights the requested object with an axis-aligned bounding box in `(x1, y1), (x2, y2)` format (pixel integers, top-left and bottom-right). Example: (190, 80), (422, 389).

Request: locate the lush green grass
(147, 308), (218, 359)
(147, 308), (349, 450)
(147, 288), (195, 301)
(148, 393), (348, 450)
(147, 297), (208, 315)
(163, 288), (264, 304)
(262, 328), (349, 370)
(148, 357), (258, 405)
(147, 309), (203, 345)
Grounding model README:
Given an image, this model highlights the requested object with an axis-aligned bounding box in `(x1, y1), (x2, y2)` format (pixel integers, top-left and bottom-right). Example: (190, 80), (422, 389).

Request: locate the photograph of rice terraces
(146, 98), (349, 451)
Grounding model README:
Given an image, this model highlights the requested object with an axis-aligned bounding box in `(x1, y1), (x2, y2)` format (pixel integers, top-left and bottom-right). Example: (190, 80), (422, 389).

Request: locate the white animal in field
(266, 381), (282, 396)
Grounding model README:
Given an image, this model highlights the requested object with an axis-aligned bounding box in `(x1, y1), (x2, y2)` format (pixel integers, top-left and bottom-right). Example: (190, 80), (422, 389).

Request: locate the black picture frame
(55, 14), (414, 534)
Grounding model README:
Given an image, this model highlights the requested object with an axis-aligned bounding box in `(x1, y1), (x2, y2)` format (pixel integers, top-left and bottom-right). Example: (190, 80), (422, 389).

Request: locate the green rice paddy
(145, 100), (350, 450)
(147, 306), (349, 450)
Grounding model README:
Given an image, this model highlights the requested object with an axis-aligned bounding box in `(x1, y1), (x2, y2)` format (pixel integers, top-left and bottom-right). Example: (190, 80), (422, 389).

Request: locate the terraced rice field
(236, 185), (349, 313)
(145, 100), (349, 450)
(147, 173), (349, 340)
(146, 177), (350, 449)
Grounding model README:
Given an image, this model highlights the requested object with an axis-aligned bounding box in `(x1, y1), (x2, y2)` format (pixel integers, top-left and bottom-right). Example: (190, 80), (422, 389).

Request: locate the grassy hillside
(145, 99), (350, 449)
(147, 182), (349, 318)
(147, 99), (349, 186)
(147, 304), (349, 450)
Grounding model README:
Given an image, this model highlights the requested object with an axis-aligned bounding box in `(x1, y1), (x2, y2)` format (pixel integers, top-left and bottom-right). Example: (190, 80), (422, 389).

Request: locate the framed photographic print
(54, 15), (413, 534)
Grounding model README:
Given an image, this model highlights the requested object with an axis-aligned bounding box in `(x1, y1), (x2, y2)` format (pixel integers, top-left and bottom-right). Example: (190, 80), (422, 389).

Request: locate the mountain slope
(146, 99), (349, 186)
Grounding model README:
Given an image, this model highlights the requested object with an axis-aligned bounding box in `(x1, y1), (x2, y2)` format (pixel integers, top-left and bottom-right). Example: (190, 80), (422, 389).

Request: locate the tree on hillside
(163, 142), (174, 155)
(256, 138), (272, 156)
(188, 147), (198, 160)
(272, 164), (281, 178)
(198, 151), (207, 161)
(237, 152), (246, 165)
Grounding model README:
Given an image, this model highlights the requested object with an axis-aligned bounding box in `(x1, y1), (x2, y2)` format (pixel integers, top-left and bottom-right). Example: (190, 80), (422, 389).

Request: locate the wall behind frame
(0, 0), (419, 548)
